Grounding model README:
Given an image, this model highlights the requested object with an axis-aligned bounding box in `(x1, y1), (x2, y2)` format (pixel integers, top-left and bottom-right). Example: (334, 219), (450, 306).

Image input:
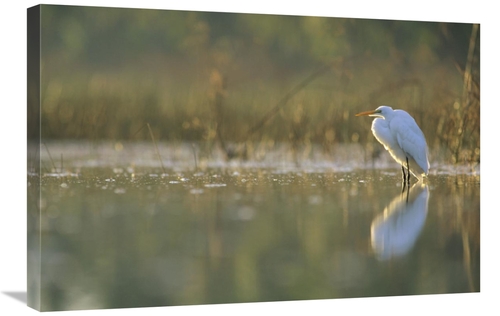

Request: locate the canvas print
(27, 4), (480, 312)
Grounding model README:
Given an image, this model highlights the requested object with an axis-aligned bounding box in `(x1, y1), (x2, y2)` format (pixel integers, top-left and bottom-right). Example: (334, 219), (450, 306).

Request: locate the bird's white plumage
(357, 106), (429, 180)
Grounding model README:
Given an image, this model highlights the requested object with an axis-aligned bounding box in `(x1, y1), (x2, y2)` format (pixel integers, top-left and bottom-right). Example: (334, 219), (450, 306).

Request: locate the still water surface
(29, 142), (480, 311)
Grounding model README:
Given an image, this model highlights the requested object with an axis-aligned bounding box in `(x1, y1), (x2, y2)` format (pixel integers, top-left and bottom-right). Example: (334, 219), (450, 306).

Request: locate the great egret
(356, 105), (429, 184)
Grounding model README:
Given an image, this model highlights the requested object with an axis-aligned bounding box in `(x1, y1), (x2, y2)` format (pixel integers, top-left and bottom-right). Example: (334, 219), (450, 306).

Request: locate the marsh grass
(40, 54), (479, 167)
(37, 7), (480, 167)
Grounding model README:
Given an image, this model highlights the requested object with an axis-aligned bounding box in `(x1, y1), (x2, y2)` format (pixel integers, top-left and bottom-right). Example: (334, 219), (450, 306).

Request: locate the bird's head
(355, 105), (394, 118)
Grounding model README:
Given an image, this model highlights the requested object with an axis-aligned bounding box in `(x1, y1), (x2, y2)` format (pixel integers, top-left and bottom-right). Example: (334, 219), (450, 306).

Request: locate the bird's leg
(401, 166), (407, 192)
(406, 157), (411, 185)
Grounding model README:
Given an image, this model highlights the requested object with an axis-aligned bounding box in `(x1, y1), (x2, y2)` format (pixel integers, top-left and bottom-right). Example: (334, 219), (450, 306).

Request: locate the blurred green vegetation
(38, 5), (479, 164)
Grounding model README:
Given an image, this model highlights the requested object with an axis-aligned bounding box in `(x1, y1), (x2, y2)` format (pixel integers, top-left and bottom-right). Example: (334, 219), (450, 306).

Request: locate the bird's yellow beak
(355, 109), (379, 117)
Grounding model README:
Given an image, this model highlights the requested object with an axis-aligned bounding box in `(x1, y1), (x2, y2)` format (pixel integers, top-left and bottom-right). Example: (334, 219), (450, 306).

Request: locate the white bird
(356, 105), (429, 183)
(371, 183), (429, 260)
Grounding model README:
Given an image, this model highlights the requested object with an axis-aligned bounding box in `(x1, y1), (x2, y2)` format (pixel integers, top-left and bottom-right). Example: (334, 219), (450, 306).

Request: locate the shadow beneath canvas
(2, 291), (27, 304)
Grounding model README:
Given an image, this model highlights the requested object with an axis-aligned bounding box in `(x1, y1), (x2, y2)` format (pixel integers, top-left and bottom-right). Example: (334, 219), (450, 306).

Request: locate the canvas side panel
(27, 4), (41, 311)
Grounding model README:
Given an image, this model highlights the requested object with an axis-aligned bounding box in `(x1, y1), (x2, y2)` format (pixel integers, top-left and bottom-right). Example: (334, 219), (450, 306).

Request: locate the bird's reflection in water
(370, 183), (430, 261)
